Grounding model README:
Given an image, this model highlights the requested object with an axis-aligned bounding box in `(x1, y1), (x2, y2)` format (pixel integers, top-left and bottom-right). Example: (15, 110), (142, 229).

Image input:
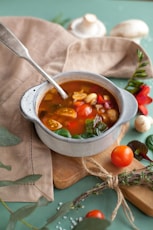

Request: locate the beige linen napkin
(63, 36), (153, 77)
(0, 16), (152, 202)
(0, 16), (76, 202)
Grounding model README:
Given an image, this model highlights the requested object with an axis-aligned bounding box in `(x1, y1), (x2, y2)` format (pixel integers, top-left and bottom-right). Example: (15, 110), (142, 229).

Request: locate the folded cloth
(63, 36), (153, 77)
(0, 16), (152, 202)
(0, 16), (76, 202)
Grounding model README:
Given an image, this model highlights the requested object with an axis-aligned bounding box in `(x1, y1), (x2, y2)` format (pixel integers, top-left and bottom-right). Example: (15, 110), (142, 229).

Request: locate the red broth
(38, 81), (119, 139)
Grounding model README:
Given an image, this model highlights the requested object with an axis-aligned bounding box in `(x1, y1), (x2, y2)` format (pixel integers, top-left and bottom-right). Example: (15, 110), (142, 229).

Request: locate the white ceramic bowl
(20, 71), (138, 157)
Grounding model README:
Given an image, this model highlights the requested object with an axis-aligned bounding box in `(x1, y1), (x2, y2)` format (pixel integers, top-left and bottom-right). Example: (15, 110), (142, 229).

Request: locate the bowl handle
(119, 88), (138, 124)
(20, 84), (41, 122)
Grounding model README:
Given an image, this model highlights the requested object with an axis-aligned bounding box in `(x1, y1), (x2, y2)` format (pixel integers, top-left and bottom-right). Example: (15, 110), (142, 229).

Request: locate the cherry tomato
(111, 145), (134, 167)
(85, 210), (105, 219)
(97, 94), (104, 104)
(73, 101), (84, 107)
(66, 120), (84, 135)
(76, 103), (93, 118)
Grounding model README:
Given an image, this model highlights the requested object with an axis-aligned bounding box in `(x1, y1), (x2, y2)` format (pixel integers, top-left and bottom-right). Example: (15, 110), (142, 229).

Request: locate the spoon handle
(0, 23), (68, 99)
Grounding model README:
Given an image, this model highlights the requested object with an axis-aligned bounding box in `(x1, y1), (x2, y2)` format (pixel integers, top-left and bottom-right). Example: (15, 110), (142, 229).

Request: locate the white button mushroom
(68, 13), (106, 39)
(110, 19), (149, 44)
(134, 115), (153, 133)
(84, 93), (97, 105)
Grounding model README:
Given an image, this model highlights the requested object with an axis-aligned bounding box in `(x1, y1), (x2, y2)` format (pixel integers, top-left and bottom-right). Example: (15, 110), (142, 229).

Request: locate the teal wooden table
(0, 1), (153, 229)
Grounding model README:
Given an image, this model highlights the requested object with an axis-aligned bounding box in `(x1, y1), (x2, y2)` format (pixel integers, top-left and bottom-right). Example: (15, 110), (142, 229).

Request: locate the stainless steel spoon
(0, 23), (68, 99)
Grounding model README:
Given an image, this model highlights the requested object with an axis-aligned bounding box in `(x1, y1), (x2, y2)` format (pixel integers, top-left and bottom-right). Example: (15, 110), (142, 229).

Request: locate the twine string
(82, 157), (139, 230)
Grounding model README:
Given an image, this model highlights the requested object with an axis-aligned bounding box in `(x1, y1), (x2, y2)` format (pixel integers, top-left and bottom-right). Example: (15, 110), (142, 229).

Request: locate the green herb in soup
(38, 81), (119, 139)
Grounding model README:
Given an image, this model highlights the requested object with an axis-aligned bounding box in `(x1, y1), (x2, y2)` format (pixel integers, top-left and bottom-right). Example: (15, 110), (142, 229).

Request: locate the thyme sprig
(73, 163), (153, 206)
(124, 49), (149, 94)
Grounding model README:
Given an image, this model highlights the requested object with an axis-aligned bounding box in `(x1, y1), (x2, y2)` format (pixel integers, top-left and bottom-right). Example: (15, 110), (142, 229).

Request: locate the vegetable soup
(38, 80), (119, 139)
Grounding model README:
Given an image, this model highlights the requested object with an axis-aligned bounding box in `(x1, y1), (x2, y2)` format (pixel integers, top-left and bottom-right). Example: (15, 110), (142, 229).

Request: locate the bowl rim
(32, 71), (130, 143)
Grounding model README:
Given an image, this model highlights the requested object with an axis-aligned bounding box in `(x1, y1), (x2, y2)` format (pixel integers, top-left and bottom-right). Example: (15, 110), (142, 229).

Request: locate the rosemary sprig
(124, 49), (149, 94)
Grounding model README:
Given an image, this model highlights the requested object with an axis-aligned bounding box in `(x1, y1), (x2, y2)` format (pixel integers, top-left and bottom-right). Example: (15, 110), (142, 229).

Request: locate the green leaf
(15, 174), (42, 185)
(59, 18), (71, 27)
(137, 49), (144, 62)
(7, 204), (37, 230)
(0, 126), (21, 146)
(85, 119), (95, 136)
(6, 196), (49, 230)
(37, 196), (49, 207)
(134, 72), (148, 78)
(54, 128), (71, 138)
(45, 201), (73, 226)
(135, 69), (145, 73)
(0, 180), (14, 187)
(125, 79), (143, 94)
(138, 62), (149, 68)
(51, 14), (71, 27)
(73, 218), (110, 230)
(72, 134), (83, 139)
(0, 161), (11, 171)
(85, 116), (107, 137)
(0, 174), (42, 187)
(146, 135), (153, 151)
(6, 220), (16, 230)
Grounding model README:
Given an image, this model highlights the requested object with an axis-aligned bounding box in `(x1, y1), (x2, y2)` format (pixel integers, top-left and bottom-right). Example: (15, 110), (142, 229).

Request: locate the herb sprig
(124, 49), (152, 115)
(51, 14), (71, 27)
(124, 49), (149, 94)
